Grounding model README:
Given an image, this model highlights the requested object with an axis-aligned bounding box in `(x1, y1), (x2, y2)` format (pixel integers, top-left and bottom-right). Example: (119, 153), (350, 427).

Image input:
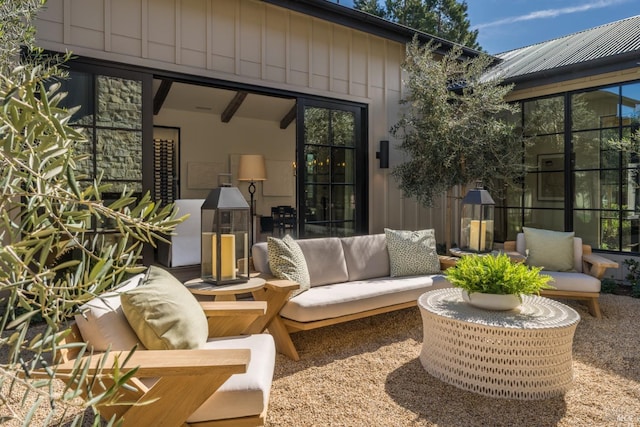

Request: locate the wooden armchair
(55, 273), (280, 427)
(504, 234), (619, 318)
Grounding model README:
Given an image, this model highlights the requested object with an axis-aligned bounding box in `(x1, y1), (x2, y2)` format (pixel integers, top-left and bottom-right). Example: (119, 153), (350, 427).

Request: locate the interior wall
(154, 107), (296, 217)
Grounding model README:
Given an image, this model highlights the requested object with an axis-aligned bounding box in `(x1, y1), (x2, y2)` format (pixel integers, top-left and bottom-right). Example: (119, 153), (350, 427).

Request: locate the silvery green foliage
(391, 39), (525, 207)
(0, 1), (183, 425)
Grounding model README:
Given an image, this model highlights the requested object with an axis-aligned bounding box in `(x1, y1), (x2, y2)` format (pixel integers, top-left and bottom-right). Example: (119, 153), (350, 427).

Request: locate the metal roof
(485, 15), (640, 85)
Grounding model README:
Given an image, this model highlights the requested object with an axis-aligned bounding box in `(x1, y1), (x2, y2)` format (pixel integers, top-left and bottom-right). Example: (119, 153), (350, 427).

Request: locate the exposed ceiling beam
(280, 104), (297, 129)
(153, 79), (173, 115)
(221, 91), (248, 123)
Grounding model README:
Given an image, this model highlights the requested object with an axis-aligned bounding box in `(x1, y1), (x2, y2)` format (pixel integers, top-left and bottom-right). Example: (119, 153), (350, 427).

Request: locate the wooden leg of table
(214, 294), (237, 301)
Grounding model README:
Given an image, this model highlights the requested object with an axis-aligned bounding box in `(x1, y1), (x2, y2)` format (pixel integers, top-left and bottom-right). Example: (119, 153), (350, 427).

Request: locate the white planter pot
(462, 290), (521, 311)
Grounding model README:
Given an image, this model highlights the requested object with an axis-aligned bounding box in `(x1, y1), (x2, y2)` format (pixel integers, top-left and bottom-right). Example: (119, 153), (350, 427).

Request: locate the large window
(496, 80), (640, 253)
(57, 65), (152, 240)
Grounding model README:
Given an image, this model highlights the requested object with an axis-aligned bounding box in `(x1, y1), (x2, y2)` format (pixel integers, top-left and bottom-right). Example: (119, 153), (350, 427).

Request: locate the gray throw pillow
(385, 228), (441, 277)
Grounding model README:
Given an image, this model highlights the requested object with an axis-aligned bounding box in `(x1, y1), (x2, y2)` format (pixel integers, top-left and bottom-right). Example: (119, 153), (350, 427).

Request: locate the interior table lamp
(237, 154), (267, 248)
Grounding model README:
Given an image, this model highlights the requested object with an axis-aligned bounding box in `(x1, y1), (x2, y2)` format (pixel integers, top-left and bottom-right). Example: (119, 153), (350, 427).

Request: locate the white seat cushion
(280, 275), (451, 323)
(542, 271), (601, 293)
(187, 334), (275, 423)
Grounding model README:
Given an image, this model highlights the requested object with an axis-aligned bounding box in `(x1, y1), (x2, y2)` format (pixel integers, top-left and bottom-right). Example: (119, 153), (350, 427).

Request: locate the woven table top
(419, 288), (580, 329)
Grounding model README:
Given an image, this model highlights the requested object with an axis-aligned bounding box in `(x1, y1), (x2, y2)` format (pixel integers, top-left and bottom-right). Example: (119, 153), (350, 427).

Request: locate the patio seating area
(9, 291), (639, 426)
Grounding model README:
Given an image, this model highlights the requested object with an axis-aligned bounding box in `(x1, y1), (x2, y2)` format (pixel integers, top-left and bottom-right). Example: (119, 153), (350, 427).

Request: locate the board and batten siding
(35, 0), (448, 238)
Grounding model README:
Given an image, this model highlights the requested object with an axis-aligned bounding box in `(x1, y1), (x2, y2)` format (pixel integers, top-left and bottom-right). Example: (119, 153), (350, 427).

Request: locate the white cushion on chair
(75, 274), (145, 351)
(187, 334), (276, 423)
(542, 271), (601, 292)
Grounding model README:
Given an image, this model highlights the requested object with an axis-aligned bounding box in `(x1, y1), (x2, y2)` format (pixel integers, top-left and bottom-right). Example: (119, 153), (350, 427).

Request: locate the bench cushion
(187, 334), (275, 423)
(280, 275), (451, 323)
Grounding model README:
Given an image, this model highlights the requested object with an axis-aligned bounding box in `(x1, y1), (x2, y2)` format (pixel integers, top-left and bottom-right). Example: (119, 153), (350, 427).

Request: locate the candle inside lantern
(212, 233), (236, 280)
(469, 220), (493, 251)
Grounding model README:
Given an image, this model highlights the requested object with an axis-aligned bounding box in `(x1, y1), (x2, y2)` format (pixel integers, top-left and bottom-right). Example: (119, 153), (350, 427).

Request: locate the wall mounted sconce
(376, 140), (389, 169)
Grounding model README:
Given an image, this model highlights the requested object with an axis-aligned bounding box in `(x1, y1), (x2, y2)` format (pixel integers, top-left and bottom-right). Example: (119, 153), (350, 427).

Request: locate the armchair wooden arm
(200, 301), (267, 337)
(582, 252), (619, 280)
(54, 348), (249, 427)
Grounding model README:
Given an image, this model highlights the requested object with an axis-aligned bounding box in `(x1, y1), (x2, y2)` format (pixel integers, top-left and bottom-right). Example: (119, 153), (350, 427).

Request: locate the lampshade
(237, 155), (267, 182)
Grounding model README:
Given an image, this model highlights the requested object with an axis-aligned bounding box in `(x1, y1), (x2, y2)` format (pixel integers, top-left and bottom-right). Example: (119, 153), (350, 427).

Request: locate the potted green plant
(445, 253), (554, 310)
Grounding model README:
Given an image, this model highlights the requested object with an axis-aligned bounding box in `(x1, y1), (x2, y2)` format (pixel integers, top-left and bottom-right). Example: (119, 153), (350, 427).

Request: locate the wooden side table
(184, 277), (266, 301)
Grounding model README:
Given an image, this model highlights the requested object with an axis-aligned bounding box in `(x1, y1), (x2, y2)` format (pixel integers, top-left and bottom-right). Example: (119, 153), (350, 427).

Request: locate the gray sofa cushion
(296, 237), (349, 287)
(341, 234), (390, 281)
(252, 242), (270, 274)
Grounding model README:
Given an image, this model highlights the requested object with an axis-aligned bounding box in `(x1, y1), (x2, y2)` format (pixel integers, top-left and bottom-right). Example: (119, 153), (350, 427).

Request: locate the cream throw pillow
(120, 266), (208, 350)
(268, 235), (310, 298)
(384, 228), (441, 277)
(75, 274), (145, 351)
(523, 227), (575, 272)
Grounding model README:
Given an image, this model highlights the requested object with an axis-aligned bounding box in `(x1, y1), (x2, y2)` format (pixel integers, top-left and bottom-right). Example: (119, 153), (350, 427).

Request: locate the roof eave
(261, 0), (488, 60)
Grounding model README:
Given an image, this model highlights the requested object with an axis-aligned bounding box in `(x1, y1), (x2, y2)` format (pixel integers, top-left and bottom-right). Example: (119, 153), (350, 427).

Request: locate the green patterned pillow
(268, 235), (310, 298)
(384, 228), (441, 277)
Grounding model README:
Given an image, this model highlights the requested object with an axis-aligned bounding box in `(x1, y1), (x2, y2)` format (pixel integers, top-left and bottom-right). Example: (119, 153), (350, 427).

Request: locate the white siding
(36, 0), (447, 239)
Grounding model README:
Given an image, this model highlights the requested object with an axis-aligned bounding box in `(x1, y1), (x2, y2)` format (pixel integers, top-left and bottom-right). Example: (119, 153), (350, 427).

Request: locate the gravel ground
(267, 294), (640, 427)
(2, 294), (639, 426)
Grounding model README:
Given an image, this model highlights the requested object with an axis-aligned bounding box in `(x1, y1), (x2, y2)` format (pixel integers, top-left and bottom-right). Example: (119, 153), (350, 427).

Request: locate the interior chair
(54, 270), (277, 427)
(282, 206), (296, 235)
(260, 216), (275, 238)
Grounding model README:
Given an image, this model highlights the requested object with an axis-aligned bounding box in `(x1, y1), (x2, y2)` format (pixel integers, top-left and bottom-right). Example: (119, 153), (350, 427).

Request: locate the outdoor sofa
(252, 232), (452, 361)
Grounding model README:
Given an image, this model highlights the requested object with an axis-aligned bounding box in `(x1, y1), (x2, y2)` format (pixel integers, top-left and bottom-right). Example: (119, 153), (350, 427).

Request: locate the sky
(333, 0), (638, 54)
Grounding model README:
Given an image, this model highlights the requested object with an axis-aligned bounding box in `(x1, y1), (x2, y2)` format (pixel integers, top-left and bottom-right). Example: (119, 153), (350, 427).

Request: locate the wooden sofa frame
(258, 260), (452, 362)
(52, 297), (290, 427)
(503, 241), (619, 319)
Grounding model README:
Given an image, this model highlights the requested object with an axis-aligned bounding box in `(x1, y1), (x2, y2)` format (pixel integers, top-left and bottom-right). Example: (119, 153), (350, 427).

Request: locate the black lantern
(459, 183), (495, 253)
(201, 182), (250, 284)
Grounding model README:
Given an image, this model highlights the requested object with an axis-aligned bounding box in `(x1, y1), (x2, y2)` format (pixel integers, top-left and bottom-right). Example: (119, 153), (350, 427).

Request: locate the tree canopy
(391, 39), (524, 208)
(354, 0), (481, 50)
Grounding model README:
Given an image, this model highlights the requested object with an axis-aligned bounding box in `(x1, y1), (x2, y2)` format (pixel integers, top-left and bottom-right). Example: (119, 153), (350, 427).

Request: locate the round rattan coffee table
(418, 288), (580, 400)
